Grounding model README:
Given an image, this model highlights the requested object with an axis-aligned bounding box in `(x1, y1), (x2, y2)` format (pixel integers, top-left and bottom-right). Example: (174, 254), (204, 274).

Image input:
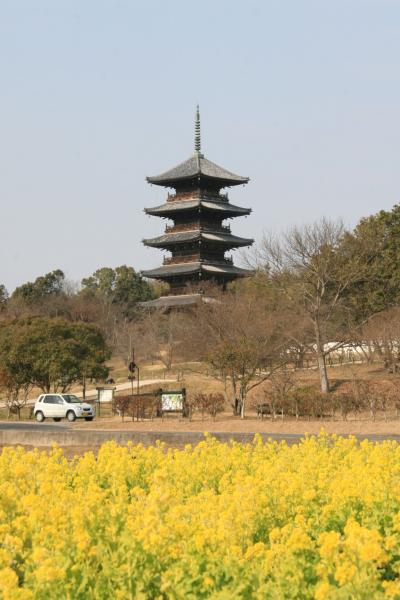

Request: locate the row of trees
(0, 266), (159, 417)
(2, 204), (400, 419)
(261, 370), (400, 421)
(2, 266), (157, 320)
(131, 205), (400, 417)
(0, 317), (110, 417)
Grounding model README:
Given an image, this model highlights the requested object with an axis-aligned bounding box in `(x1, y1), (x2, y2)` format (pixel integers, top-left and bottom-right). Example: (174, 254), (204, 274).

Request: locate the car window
(62, 395), (82, 404)
(43, 395), (60, 404)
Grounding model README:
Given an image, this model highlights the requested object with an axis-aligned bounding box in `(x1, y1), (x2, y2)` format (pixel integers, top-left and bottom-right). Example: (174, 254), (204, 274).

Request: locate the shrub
(113, 394), (131, 421)
(192, 392), (225, 420)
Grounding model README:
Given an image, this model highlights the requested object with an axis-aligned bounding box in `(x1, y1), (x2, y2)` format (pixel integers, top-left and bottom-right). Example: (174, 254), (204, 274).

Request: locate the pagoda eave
(142, 230), (254, 249)
(144, 199), (251, 218)
(146, 154), (249, 188)
(142, 262), (253, 280)
(139, 294), (219, 310)
(147, 175), (247, 189)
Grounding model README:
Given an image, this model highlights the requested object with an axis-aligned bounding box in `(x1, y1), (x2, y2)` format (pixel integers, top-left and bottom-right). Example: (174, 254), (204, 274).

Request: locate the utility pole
(128, 349), (136, 396)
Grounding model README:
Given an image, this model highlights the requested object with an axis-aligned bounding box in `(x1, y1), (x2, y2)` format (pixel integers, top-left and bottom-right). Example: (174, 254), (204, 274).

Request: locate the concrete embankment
(0, 428), (296, 447)
(1, 427), (400, 448)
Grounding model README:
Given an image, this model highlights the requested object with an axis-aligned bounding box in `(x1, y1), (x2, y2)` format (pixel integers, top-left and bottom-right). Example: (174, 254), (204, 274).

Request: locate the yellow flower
(0, 567), (18, 590)
(385, 535), (397, 551)
(303, 489), (316, 501)
(319, 531), (341, 559)
(245, 542), (266, 558)
(314, 581), (331, 600)
(34, 564), (65, 584)
(287, 529), (312, 551)
(335, 562), (356, 585)
(383, 580), (400, 598)
(0, 436), (400, 597)
(360, 541), (385, 562)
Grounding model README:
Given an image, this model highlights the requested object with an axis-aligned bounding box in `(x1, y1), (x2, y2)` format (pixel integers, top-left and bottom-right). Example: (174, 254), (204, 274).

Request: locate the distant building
(142, 107), (253, 308)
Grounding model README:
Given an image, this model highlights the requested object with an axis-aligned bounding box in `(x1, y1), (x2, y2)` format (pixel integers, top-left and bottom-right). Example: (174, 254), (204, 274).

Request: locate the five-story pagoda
(142, 108), (253, 308)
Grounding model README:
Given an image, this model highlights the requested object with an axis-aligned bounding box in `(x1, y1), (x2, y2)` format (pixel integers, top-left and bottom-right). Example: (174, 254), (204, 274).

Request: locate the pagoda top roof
(143, 229), (253, 249)
(147, 153), (249, 188)
(147, 106), (248, 188)
(144, 198), (251, 217)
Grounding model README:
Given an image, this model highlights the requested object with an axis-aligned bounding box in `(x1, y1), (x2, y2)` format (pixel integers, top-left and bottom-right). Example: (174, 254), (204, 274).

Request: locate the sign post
(128, 351), (136, 396)
(128, 349), (140, 395)
(95, 387), (116, 417)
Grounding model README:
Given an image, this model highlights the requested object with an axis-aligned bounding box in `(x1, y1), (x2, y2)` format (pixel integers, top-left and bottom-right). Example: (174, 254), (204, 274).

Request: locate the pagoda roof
(143, 229), (254, 249)
(139, 294), (218, 310)
(142, 261), (252, 279)
(144, 198), (251, 217)
(139, 293), (200, 309)
(147, 153), (249, 188)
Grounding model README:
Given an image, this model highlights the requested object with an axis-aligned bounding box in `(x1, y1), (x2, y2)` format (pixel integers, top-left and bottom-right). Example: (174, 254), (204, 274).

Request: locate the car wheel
(66, 410), (76, 422)
(53, 418), (62, 422)
(84, 417), (94, 421)
(35, 411), (45, 423)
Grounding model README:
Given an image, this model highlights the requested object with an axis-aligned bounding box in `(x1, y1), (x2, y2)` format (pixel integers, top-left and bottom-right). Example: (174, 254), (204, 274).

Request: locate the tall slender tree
(256, 218), (374, 393)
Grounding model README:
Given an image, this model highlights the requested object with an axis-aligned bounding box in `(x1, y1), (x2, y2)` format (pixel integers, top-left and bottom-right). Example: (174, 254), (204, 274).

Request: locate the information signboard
(161, 393), (184, 411)
(98, 388), (115, 403)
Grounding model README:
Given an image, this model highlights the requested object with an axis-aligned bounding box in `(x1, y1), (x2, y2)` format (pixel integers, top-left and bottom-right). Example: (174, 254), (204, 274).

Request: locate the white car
(34, 394), (95, 422)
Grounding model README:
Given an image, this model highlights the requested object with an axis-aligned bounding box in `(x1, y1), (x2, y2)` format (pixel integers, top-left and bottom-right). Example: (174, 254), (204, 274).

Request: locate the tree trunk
(317, 351), (329, 393)
(240, 386), (246, 419)
(314, 322), (330, 393)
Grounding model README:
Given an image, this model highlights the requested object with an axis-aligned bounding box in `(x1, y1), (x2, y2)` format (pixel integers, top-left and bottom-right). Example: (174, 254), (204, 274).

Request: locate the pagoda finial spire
(195, 105), (201, 154)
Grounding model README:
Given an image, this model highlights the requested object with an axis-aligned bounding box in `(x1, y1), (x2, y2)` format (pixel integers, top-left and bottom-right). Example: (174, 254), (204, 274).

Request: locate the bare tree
(183, 287), (289, 418)
(266, 367), (296, 419)
(362, 307), (400, 372)
(131, 310), (185, 370)
(254, 218), (372, 393)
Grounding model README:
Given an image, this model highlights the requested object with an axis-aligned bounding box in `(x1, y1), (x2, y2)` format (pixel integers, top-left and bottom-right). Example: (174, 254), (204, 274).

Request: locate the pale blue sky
(1, 0), (399, 291)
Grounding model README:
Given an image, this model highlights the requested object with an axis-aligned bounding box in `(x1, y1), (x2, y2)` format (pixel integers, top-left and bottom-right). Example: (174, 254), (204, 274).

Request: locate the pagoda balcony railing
(163, 255), (234, 265)
(163, 255), (200, 265)
(165, 224), (192, 233)
(166, 191), (229, 202)
(164, 223), (231, 234)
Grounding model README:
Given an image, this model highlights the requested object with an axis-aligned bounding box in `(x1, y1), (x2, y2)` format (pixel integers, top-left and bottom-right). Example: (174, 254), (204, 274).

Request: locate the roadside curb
(0, 429), (286, 447)
(1, 429), (400, 447)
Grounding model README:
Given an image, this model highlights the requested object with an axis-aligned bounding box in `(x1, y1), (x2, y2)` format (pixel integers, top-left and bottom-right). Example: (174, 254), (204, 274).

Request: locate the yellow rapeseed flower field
(1, 433), (400, 599)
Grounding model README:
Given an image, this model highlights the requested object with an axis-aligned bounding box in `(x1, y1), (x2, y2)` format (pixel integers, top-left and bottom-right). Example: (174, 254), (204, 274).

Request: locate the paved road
(0, 422), (70, 432)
